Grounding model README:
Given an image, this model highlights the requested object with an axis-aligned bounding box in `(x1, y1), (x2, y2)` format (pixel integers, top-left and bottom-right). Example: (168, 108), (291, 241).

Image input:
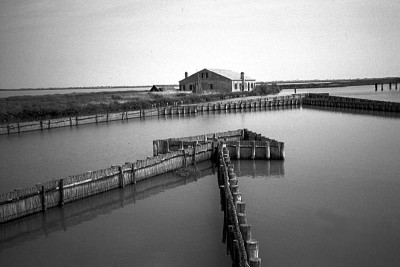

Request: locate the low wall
(1, 129), (284, 225)
(218, 144), (261, 267)
(0, 94), (305, 135)
(0, 161), (213, 247)
(0, 142), (213, 223)
(303, 93), (400, 112)
(153, 129), (243, 155)
(154, 129), (285, 159)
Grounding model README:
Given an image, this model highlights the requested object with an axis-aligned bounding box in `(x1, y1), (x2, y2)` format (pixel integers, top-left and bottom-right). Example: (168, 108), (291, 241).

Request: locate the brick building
(179, 68), (256, 93)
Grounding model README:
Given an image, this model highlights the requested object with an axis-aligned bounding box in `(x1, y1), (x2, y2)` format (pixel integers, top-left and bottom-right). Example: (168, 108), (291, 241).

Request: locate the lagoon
(1, 87), (400, 266)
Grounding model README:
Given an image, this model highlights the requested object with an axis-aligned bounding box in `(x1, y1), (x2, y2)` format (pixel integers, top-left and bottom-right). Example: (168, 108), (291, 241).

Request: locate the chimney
(185, 72), (188, 79)
(241, 72), (245, 91)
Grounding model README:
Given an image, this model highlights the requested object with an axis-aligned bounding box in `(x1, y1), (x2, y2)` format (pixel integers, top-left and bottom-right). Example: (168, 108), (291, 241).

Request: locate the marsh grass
(0, 84), (280, 123)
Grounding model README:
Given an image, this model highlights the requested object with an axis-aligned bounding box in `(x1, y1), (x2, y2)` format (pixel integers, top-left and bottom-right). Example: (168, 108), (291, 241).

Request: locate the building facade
(179, 68), (256, 94)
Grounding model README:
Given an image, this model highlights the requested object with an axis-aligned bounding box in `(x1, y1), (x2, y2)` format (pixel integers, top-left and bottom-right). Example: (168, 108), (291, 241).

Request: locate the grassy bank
(0, 84), (280, 123)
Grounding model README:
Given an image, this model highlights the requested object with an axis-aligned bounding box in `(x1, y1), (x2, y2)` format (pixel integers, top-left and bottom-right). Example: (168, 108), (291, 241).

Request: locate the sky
(0, 0), (399, 89)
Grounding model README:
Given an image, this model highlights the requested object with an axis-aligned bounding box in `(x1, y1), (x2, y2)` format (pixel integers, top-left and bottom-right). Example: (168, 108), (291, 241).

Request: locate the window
(190, 85), (193, 90)
(251, 83), (254, 89)
(234, 82), (238, 90)
(210, 84), (213, 90)
(183, 85), (186, 91)
(206, 72), (208, 79)
(201, 73), (204, 79)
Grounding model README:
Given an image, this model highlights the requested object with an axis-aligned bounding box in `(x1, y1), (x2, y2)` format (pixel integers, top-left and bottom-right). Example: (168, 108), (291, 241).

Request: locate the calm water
(1, 88), (400, 266)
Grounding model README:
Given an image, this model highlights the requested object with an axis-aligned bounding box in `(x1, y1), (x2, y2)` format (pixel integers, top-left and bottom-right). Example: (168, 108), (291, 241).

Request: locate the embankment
(303, 93), (400, 112)
(0, 95), (304, 135)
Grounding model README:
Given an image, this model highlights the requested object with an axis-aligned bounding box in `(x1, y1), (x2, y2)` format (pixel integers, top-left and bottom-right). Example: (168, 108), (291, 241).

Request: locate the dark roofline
(179, 68), (256, 82)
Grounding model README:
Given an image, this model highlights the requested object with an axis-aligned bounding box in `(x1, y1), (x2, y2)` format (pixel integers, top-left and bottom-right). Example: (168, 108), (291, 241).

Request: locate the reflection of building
(179, 68), (256, 93)
(232, 160), (284, 178)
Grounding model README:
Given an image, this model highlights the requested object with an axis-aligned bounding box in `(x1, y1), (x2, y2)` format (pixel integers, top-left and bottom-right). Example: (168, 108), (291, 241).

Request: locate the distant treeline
(0, 84), (280, 123)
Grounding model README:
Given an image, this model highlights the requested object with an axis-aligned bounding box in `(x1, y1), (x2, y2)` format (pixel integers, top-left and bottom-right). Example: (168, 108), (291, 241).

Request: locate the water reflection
(0, 161), (214, 250)
(232, 160), (285, 179)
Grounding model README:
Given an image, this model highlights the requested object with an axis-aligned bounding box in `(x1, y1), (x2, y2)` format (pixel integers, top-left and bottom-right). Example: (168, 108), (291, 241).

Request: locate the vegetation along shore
(0, 83), (280, 123)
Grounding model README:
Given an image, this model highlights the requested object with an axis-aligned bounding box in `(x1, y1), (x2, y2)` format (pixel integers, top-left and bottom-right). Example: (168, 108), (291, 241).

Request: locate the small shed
(149, 85), (176, 92)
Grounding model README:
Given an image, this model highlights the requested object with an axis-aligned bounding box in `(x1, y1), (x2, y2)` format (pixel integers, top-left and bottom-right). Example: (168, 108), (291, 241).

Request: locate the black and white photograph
(1, 1), (399, 266)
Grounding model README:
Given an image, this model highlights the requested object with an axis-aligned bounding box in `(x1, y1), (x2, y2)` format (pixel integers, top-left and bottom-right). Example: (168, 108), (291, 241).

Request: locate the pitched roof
(149, 85), (176, 92)
(206, 68), (255, 80)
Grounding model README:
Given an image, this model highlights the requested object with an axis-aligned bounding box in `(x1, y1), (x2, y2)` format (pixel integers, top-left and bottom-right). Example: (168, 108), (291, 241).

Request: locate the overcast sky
(0, 0), (399, 89)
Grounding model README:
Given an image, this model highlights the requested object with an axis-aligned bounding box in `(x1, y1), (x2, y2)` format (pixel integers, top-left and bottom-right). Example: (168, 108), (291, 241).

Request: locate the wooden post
(183, 149), (187, 167)
(230, 178), (238, 186)
(75, 116), (78, 126)
(381, 84), (384, 91)
(236, 201), (246, 213)
(265, 141), (270, 159)
(166, 140), (170, 153)
(153, 140), (158, 156)
(232, 239), (239, 266)
(236, 141), (241, 159)
(246, 240), (259, 259)
(240, 224), (251, 242)
(106, 112), (109, 122)
(238, 213), (247, 225)
(131, 163), (136, 184)
(7, 123), (10, 134)
(40, 120), (43, 130)
(95, 114), (98, 123)
(41, 185), (47, 211)
(219, 185), (225, 211)
(118, 166), (124, 188)
(228, 225), (235, 258)
(280, 142), (285, 159)
(233, 192), (242, 202)
(249, 258), (261, 267)
(17, 122), (20, 133)
(375, 83), (378, 91)
(193, 146), (196, 167)
(251, 141), (256, 159)
(59, 179), (65, 206)
(230, 185), (239, 194)
(69, 117), (72, 126)
(48, 119), (51, 129)
(218, 164), (224, 186)
(211, 141), (216, 161)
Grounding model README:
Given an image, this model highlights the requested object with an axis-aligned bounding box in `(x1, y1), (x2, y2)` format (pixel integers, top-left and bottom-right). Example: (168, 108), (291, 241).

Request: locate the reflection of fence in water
(0, 161), (214, 250)
(233, 160), (284, 178)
